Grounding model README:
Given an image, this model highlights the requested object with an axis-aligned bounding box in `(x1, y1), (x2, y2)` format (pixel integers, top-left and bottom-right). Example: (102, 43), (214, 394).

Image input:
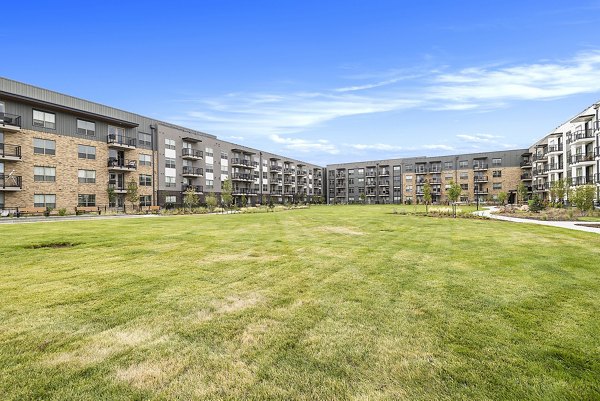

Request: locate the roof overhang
(182, 136), (201, 143)
(570, 114), (594, 123)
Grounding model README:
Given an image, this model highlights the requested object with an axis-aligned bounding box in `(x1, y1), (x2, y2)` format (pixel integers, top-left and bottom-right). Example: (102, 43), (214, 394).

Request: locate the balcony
(182, 184), (203, 193)
(570, 152), (596, 166)
(365, 181), (376, 187)
(415, 168), (427, 175)
(547, 144), (563, 154)
(297, 170), (308, 176)
(0, 174), (22, 191)
(533, 182), (549, 191)
(521, 173), (532, 180)
(571, 176), (596, 186)
(182, 166), (203, 177)
(270, 165), (282, 172)
(0, 143), (22, 161)
(378, 181), (390, 186)
(336, 192), (346, 197)
(473, 163), (488, 171)
(108, 181), (127, 193)
(379, 170), (390, 176)
(283, 168), (295, 174)
(0, 113), (22, 132)
(233, 188), (257, 196)
(107, 158), (137, 171)
(533, 167), (549, 176)
(107, 134), (136, 149)
(569, 128), (595, 145)
(231, 173), (253, 181)
(182, 148), (203, 160)
(548, 162), (563, 171)
(429, 167), (442, 173)
(474, 175), (488, 183)
(335, 173), (345, 178)
(532, 152), (548, 161)
(284, 179), (296, 185)
(365, 171), (377, 177)
(230, 158), (252, 167)
(474, 188), (489, 194)
(520, 160), (532, 168)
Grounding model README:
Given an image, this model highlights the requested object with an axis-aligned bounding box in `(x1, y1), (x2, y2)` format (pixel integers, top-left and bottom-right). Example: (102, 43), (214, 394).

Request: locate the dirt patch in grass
(197, 293), (265, 322)
(318, 226), (365, 236)
(25, 241), (80, 249)
(240, 318), (277, 347)
(197, 251), (280, 265)
(116, 358), (184, 389)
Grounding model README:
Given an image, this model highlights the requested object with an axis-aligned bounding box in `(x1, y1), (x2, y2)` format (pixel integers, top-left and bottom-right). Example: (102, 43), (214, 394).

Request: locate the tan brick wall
(3, 129), (156, 211)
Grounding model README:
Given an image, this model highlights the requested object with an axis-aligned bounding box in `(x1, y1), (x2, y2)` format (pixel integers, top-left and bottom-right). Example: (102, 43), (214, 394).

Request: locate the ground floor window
(165, 195), (176, 204)
(139, 195), (152, 207)
(78, 194), (96, 207)
(34, 194), (56, 209)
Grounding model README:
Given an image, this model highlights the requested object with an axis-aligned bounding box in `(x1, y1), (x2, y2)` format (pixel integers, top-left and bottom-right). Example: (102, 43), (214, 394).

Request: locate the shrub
(58, 208), (68, 216)
(528, 195), (545, 213)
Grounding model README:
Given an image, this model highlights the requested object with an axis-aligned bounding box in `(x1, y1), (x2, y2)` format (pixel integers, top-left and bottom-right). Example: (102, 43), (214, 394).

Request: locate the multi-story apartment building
(325, 150), (525, 204)
(0, 78), (323, 212)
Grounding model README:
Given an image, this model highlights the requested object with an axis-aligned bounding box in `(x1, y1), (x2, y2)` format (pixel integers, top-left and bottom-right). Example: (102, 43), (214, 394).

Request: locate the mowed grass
(1, 205), (599, 400)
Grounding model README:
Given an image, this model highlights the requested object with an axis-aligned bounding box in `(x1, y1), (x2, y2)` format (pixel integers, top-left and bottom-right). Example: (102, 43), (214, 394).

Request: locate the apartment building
(326, 150), (525, 205)
(0, 78), (323, 211)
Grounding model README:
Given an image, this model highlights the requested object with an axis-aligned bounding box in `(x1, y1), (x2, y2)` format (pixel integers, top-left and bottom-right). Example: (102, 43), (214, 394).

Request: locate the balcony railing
(182, 184), (203, 193)
(473, 163), (488, 170)
(365, 171), (377, 177)
(108, 181), (126, 192)
(107, 134), (136, 148)
(230, 158), (252, 167)
(379, 170), (390, 176)
(474, 188), (489, 194)
(0, 112), (22, 129)
(569, 128), (594, 143)
(520, 160), (532, 167)
(0, 174), (22, 190)
(107, 158), (137, 170)
(297, 170), (308, 176)
(569, 152), (597, 164)
(283, 168), (295, 174)
(270, 165), (282, 172)
(548, 162), (563, 170)
(533, 182), (550, 191)
(474, 175), (488, 182)
(571, 176), (596, 186)
(0, 143), (22, 160)
(547, 144), (563, 153)
(182, 148), (203, 159)
(533, 167), (549, 175)
(182, 166), (203, 176)
(231, 173), (252, 181)
(521, 173), (532, 180)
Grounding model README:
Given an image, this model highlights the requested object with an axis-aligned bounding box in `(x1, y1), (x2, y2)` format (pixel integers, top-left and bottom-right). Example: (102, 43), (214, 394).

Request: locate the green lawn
(1, 205), (599, 400)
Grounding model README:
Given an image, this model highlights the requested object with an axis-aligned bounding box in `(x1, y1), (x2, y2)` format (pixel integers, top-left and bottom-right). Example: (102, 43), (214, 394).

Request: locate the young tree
(446, 181), (462, 218)
(241, 193), (248, 208)
(106, 185), (116, 208)
(359, 192), (366, 205)
(497, 191), (508, 206)
(423, 181), (432, 213)
(551, 178), (568, 205)
(517, 181), (529, 204)
(183, 186), (199, 212)
(571, 185), (596, 215)
(268, 196), (275, 212)
(125, 178), (138, 212)
(205, 192), (217, 212)
(221, 178), (233, 210)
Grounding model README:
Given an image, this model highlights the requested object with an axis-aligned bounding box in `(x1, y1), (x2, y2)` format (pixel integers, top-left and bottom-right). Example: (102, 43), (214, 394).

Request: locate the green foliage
(221, 178), (233, 209)
(241, 194), (248, 208)
(125, 179), (138, 211)
(446, 181), (462, 217)
(205, 193), (217, 212)
(422, 181), (432, 213)
(517, 182), (529, 204)
(528, 194), (545, 213)
(497, 191), (508, 205)
(550, 178), (568, 204)
(570, 185), (596, 215)
(359, 192), (366, 204)
(183, 187), (199, 211)
(58, 208), (67, 216)
(106, 185), (116, 204)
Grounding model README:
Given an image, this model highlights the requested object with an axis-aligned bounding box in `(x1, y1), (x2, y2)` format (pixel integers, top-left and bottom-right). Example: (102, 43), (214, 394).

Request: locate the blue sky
(3, 1), (600, 165)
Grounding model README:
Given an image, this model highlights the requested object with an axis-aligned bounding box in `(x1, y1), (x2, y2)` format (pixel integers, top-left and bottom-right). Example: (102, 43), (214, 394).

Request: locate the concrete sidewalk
(474, 207), (600, 234)
(0, 213), (162, 224)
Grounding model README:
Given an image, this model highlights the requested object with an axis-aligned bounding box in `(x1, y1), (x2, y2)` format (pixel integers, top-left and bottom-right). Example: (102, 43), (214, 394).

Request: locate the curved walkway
(474, 206), (600, 234)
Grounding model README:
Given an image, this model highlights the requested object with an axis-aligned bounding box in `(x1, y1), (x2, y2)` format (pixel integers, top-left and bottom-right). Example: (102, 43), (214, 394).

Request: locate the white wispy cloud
(348, 143), (404, 151)
(270, 134), (339, 154)
(456, 133), (516, 149)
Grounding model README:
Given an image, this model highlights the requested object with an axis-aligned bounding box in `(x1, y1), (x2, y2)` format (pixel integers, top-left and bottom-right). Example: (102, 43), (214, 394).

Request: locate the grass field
(1, 205), (599, 400)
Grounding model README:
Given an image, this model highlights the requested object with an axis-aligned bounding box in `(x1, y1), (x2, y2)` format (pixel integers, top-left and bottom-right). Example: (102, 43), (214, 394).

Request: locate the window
(205, 164), (214, 173)
(34, 166), (56, 182)
(221, 151), (228, 159)
(222, 169), (229, 176)
(206, 179), (214, 189)
(139, 174), (152, 186)
(165, 138), (176, 150)
(393, 165), (401, 172)
(34, 194), (56, 208)
(77, 194), (96, 207)
(405, 175), (413, 181)
(165, 195), (176, 204)
(459, 160), (468, 168)
(108, 125), (125, 137)
(348, 178), (354, 185)
(139, 195), (152, 207)
(165, 158), (176, 169)
(138, 132), (152, 147)
(445, 175), (453, 181)
(78, 169), (96, 184)
(493, 183), (502, 190)
(460, 172), (468, 180)
(492, 158), (502, 167)
(33, 138), (55, 155)
(444, 161), (453, 170)
(164, 176), (175, 187)
(139, 154), (152, 166)
(460, 183), (469, 190)
(77, 119), (95, 136)
(406, 185), (413, 192)
(32, 110), (55, 129)
(357, 168), (364, 175)
(78, 145), (96, 160)
(404, 164), (413, 172)
(205, 147), (213, 157)
(492, 170), (502, 178)
(348, 169), (355, 175)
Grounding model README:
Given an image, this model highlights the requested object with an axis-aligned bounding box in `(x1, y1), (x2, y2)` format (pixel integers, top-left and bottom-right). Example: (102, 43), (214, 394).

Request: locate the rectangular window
(393, 165), (401, 172)
(405, 175), (413, 181)
(444, 161), (453, 169)
(77, 119), (95, 136)
(77, 145), (96, 160)
(139, 195), (152, 207)
(348, 169), (355, 175)
(406, 185), (413, 192)
(357, 168), (364, 175)
(221, 169), (229, 176)
(34, 194), (56, 208)
(460, 172), (468, 180)
(165, 138), (176, 150)
(206, 179), (214, 189)
(205, 164), (214, 173)
(165, 176), (175, 187)
(492, 158), (502, 167)
(165, 158), (176, 169)
(139, 174), (152, 186)
(461, 183), (469, 190)
(138, 132), (152, 147)
(404, 164), (413, 172)
(139, 154), (152, 166)
(78, 169), (96, 184)
(459, 160), (468, 168)
(492, 170), (502, 178)
(32, 110), (56, 129)
(33, 138), (56, 155)
(348, 178), (354, 185)
(205, 147), (213, 157)
(493, 183), (502, 190)
(34, 166), (56, 182)
(108, 125), (125, 137)
(221, 151), (228, 159)
(165, 195), (176, 204)
(77, 194), (96, 207)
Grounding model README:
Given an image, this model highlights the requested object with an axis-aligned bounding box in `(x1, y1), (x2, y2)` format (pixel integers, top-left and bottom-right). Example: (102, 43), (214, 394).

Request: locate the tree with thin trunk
(359, 192), (366, 205)
(570, 185), (595, 215)
(447, 181), (462, 218)
(517, 182), (528, 204)
(205, 193), (217, 212)
(221, 178), (233, 210)
(497, 191), (507, 206)
(241, 194), (247, 208)
(125, 178), (138, 213)
(551, 178), (568, 205)
(423, 181), (432, 214)
(183, 186), (199, 213)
